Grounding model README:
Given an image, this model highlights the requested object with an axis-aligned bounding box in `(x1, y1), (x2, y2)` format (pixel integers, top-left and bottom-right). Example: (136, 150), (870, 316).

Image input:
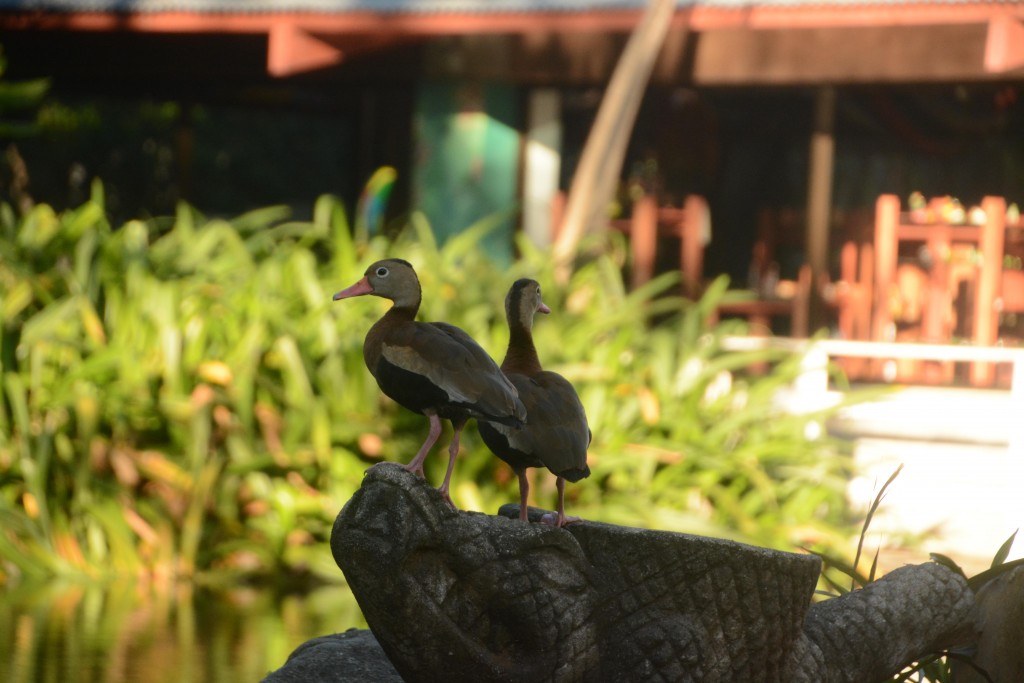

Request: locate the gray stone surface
(332, 463), (979, 682)
(261, 628), (402, 682)
(798, 562), (974, 683)
(264, 461), (989, 682)
(333, 463), (599, 683)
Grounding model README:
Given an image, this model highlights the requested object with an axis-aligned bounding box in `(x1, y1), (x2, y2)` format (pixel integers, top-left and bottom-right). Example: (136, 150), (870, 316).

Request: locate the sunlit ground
(838, 384), (1024, 576)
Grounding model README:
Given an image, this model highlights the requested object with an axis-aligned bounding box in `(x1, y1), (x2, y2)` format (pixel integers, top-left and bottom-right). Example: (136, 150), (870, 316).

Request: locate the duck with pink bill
(332, 258), (527, 508)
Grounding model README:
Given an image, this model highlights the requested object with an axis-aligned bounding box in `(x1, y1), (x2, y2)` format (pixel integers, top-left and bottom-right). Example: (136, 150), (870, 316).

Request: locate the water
(0, 580), (366, 683)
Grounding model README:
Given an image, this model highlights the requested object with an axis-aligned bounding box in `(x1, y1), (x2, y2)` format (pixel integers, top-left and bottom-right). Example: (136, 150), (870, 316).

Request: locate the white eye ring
(376, 267), (389, 278)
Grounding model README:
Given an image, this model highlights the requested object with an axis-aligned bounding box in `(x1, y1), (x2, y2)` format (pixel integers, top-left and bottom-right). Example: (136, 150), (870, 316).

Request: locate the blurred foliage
(6, 94), (353, 225)
(0, 45), (49, 140)
(0, 182), (863, 586)
(0, 579), (363, 683)
(0, 44), (83, 141)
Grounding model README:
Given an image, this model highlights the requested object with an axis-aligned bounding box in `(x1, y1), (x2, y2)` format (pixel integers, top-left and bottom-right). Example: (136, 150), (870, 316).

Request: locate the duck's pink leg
(516, 470), (530, 521)
(403, 413), (442, 479)
(541, 477), (582, 528)
(436, 418), (466, 510)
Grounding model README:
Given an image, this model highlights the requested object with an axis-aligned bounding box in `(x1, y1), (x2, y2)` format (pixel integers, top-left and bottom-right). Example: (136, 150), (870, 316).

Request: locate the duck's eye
(376, 267), (389, 278)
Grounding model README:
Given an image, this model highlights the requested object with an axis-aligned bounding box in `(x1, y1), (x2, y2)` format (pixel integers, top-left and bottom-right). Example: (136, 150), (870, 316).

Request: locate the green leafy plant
(1, 182), (869, 586)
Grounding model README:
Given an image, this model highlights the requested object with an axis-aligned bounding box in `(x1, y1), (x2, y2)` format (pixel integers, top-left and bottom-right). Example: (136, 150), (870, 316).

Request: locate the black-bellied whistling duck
(333, 259), (526, 507)
(478, 278), (591, 527)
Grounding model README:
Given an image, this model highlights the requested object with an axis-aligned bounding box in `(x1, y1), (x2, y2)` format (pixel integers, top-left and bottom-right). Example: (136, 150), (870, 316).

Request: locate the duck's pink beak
(538, 302), (551, 314)
(333, 277), (374, 301)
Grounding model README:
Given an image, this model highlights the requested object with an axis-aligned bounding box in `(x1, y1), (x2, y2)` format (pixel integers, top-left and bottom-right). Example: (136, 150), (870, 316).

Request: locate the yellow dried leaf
(638, 387), (660, 424)
(198, 361), (233, 386)
(53, 531), (87, 567)
(122, 506), (159, 545)
(133, 450), (192, 490)
(79, 300), (107, 345)
(22, 492), (39, 519)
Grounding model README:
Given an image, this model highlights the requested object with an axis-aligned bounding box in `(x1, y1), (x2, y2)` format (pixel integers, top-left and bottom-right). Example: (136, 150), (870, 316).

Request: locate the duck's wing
(379, 321), (525, 424)
(494, 372), (591, 481)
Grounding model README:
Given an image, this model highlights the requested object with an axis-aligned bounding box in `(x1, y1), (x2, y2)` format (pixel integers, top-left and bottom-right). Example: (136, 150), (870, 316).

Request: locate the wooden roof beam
(268, 23), (343, 76)
(985, 14), (1024, 73)
(2, 5), (1021, 36)
(691, 23), (998, 85)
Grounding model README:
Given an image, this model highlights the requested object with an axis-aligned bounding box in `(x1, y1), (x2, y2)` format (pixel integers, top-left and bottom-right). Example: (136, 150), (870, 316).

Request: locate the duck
(333, 258), (527, 507)
(478, 278), (591, 527)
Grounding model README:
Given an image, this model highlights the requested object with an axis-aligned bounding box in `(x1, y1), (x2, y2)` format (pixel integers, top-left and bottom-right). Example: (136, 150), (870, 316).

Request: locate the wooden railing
(723, 336), (1024, 391)
(872, 194), (1022, 385)
(722, 335), (1024, 448)
(550, 191), (709, 295)
(608, 193), (709, 295)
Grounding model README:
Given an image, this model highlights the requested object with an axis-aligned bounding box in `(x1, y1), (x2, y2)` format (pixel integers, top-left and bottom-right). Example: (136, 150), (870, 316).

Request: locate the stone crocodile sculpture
(267, 462), (1023, 682)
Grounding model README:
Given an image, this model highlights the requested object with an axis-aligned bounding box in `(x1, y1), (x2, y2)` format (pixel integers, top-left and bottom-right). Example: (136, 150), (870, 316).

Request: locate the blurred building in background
(1, 0), (1022, 274)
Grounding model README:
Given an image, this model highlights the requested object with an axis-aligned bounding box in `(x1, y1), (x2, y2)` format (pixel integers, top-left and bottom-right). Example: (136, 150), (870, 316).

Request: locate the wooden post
(859, 242), (875, 341)
(873, 194), (900, 381)
(873, 194), (900, 343)
(922, 225), (953, 382)
(838, 242), (858, 340)
(523, 89), (562, 248)
(805, 86), (836, 333)
(680, 194), (707, 297)
(631, 194), (658, 289)
(973, 196), (1007, 385)
(553, 0), (677, 282)
(792, 264), (812, 338)
(549, 190), (566, 244)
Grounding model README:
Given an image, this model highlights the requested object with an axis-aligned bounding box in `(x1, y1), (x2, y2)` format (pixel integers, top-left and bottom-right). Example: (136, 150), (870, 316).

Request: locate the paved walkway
(832, 385), (1023, 575)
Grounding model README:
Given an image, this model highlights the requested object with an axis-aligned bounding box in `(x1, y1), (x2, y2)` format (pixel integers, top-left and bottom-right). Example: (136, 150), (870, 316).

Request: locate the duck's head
(506, 278), (551, 329)
(333, 259), (421, 309)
